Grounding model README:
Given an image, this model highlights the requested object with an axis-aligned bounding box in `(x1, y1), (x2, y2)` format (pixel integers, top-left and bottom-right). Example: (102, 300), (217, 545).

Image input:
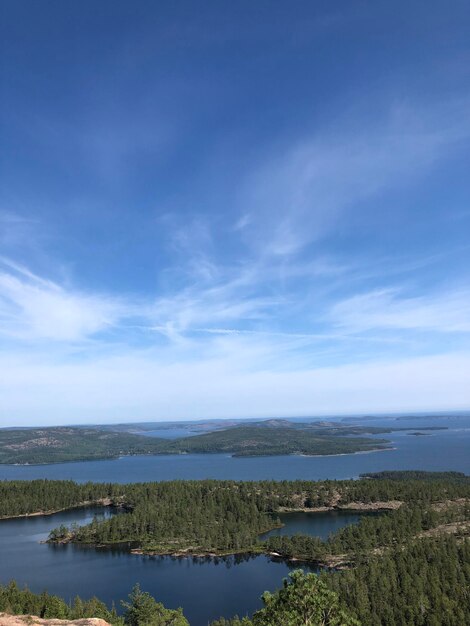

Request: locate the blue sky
(1, 1), (470, 425)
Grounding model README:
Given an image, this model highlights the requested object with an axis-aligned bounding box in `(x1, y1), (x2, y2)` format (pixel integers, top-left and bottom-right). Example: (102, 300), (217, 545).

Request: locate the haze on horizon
(1, 1), (470, 427)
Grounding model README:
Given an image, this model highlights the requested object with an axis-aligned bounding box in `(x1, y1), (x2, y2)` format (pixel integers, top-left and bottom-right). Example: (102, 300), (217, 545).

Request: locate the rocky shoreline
(0, 615), (111, 626)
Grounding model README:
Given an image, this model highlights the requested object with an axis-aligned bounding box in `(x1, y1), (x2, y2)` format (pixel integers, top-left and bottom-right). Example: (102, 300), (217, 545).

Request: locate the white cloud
(0, 258), (125, 342)
(331, 288), (470, 334)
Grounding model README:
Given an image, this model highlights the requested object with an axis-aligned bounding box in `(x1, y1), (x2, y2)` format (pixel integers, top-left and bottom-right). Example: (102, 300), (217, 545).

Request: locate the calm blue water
(261, 510), (368, 541)
(0, 506), (354, 625)
(1, 416), (469, 482)
(137, 428), (200, 439)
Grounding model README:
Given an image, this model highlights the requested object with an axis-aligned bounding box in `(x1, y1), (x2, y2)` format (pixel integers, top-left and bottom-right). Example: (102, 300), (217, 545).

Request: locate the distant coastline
(1, 445), (395, 466)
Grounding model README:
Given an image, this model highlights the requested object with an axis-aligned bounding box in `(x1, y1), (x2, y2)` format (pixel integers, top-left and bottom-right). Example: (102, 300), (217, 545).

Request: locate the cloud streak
(238, 97), (470, 257)
(331, 288), (470, 334)
(0, 258), (125, 342)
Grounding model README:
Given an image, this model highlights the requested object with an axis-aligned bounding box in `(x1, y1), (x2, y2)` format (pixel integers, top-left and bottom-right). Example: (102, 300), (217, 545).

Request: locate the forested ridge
(0, 423), (394, 464)
(3, 422), (457, 464)
(154, 425), (390, 457)
(0, 428), (169, 465)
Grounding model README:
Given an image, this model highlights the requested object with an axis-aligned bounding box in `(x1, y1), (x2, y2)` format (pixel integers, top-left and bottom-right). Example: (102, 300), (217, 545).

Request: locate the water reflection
(0, 507), (319, 626)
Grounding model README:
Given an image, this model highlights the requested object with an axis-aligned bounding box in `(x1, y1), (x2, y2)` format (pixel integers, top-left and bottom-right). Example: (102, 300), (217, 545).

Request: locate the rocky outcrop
(0, 615), (112, 626)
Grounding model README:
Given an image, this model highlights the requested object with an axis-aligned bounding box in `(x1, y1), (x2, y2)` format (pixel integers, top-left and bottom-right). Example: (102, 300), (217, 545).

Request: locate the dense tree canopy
(252, 570), (359, 626)
(0, 581), (123, 625)
(327, 536), (470, 626)
(121, 584), (188, 626)
(1, 474), (469, 625)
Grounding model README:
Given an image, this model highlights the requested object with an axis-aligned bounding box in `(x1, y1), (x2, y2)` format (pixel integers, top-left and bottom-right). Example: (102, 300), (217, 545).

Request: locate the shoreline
(296, 445), (395, 458)
(278, 500), (402, 513)
(0, 499), (113, 521)
(49, 541), (349, 570)
(42, 501), (401, 558)
(0, 445), (395, 467)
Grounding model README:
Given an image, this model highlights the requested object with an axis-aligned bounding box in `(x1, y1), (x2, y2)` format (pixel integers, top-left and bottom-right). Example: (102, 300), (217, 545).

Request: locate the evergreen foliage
(0, 480), (117, 518)
(252, 570), (359, 626)
(264, 501), (469, 561)
(121, 584), (188, 626)
(210, 536), (470, 625)
(361, 470), (469, 483)
(1, 475), (469, 558)
(0, 581), (123, 624)
(327, 536), (470, 625)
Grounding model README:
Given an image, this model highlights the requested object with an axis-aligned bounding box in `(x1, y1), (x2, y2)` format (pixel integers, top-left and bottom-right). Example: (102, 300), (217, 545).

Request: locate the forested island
(0, 420), (423, 464)
(0, 472), (469, 624)
(0, 427), (165, 465)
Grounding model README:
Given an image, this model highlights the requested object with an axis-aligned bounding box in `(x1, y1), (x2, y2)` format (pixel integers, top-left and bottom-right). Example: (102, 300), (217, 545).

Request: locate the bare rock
(0, 614), (112, 626)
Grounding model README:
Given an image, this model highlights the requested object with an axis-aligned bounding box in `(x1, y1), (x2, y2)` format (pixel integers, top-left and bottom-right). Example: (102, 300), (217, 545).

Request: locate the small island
(407, 431), (431, 436)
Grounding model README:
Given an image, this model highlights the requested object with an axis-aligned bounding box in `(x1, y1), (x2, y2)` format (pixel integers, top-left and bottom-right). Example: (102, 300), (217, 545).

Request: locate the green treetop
(252, 570), (359, 626)
(121, 584), (188, 626)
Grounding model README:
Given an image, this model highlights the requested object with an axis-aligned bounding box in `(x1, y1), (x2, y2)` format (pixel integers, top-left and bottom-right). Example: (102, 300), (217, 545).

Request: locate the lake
(260, 510), (372, 541)
(0, 506), (369, 625)
(1, 415), (469, 483)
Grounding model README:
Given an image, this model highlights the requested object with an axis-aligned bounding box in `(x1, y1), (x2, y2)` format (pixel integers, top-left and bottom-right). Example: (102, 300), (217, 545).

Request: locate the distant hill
(0, 422), (393, 464)
(156, 424), (391, 457)
(0, 427), (167, 464)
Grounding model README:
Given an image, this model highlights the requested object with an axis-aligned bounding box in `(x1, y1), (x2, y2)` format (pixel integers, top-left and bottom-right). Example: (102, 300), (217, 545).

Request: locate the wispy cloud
(238, 98), (470, 257)
(150, 278), (280, 341)
(0, 258), (126, 342)
(331, 288), (470, 334)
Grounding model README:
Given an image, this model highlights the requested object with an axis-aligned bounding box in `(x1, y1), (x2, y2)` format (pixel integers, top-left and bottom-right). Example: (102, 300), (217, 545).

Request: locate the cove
(0, 506), (365, 626)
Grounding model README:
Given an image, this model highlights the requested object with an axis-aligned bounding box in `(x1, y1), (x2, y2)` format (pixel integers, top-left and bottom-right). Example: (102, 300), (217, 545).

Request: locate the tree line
(0, 580), (187, 626)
